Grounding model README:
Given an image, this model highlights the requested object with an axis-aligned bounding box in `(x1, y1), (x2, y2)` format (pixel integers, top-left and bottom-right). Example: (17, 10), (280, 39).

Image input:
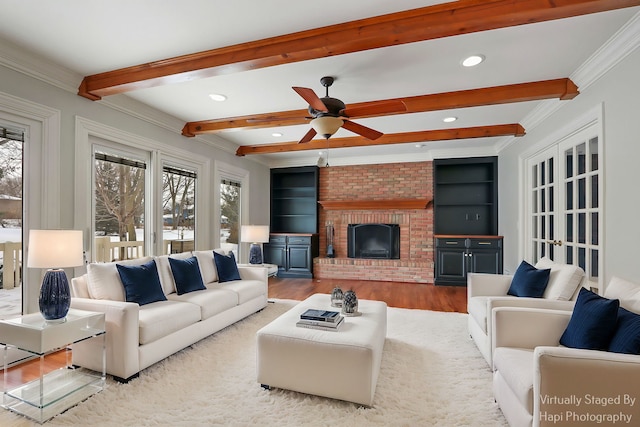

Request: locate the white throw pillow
(87, 257), (153, 301)
(193, 249), (226, 285)
(535, 257), (585, 300)
(604, 276), (640, 313)
(155, 251), (194, 295)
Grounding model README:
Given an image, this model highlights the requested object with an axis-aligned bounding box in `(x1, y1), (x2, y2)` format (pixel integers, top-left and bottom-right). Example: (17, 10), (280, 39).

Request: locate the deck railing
(0, 241), (21, 289)
(93, 237), (173, 262)
(0, 238), (191, 288)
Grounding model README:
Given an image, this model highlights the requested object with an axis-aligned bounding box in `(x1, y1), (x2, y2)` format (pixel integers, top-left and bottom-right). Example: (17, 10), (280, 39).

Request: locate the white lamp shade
(27, 229), (84, 269)
(311, 116), (343, 138)
(241, 225), (270, 243)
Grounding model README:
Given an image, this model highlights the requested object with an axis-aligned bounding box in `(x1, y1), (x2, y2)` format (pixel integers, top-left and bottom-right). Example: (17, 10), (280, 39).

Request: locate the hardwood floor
(268, 276), (467, 312)
(5, 278), (466, 389)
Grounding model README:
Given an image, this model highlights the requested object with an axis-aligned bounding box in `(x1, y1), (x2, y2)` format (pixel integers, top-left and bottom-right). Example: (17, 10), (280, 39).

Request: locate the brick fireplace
(314, 161), (434, 283)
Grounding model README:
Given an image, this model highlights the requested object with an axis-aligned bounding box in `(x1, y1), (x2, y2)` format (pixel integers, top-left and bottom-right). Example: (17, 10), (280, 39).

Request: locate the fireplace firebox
(347, 223), (400, 259)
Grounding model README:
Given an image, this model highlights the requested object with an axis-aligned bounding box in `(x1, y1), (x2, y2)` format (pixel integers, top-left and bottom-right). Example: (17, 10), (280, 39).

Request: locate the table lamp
(27, 229), (84, 323)
(241, 225), (270, 264)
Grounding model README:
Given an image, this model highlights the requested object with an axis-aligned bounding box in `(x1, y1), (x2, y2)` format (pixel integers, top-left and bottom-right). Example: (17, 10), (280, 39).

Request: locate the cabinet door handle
(477, 242), (492, 245)
(446, 241), (459, 245)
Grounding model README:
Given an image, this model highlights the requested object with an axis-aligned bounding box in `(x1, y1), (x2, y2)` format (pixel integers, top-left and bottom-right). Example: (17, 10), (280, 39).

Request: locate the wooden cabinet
(270, 166), (319, 234)
(434, 236), (503, 286)
(264, 234), (319, 278)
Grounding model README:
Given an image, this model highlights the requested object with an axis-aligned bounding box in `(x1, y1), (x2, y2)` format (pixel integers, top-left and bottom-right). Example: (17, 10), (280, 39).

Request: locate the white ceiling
(0, 1), (638, 166)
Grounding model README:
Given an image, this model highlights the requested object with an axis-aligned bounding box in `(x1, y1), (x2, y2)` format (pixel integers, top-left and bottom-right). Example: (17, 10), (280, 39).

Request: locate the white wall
(498, 47), (640, 285)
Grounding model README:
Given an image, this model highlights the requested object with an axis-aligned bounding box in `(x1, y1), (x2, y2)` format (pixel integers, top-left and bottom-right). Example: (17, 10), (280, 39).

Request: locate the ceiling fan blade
(292, 87), (328, 112)
(341, 120), (383, 140)
(298, 128), (317, 143)
(340, 100), (407, 118)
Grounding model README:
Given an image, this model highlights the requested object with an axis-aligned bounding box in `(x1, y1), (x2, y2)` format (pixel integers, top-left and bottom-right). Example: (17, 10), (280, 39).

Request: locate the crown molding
(497, 10), (640, 153)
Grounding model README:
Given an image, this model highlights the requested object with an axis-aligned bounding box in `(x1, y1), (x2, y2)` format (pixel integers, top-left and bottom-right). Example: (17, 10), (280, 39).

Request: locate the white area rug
(1, 299), (507, 426)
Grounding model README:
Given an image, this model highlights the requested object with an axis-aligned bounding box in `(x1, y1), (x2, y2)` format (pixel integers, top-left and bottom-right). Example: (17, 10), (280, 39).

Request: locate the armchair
(467, 257), (584, 367)
(492, 276), (640, 427)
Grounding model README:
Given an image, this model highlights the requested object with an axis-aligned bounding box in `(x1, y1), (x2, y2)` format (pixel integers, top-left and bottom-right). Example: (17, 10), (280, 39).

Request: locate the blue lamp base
(39, 269), (71, 323)
(249, 243), (263, 264)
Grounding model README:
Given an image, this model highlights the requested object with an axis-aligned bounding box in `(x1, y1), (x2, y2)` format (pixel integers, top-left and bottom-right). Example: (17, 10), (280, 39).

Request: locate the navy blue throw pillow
(213, 251), (241, 282)
(169, 256), (206, 295)
(608, 307), (640, 355)
(560, 288), (619, 350)
(116, 259), (167, 305)
(507, 260), (551, 298)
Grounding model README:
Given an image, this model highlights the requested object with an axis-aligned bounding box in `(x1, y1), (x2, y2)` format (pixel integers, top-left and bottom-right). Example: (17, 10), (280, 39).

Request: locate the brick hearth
(315, 161), (434, 283)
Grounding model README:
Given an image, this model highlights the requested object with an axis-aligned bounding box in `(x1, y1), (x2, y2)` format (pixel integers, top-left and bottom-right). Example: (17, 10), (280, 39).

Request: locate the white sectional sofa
(70, 249), (268, 382)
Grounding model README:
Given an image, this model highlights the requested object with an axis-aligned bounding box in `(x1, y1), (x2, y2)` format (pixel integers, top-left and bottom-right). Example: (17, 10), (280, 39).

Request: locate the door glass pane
(565, 148), (573, 178)
(566, 214), (573, 242)
(578, 213), (586, 244)
(591, 175), (598, 208)
(590, 249), (599, 279)
(549, 186), (554, 211)
(578, 178), (586, 209)
(548, 158), (554, 184)
(532, 217), (538, 238)
(566, 246), (573, 264)
(220, 180), (241, 256)
(566, 182), (573, 210)
(540, 242), (546, 258)
(95, 152), (146, 261)
(589, 137), (598, 171)
(577, 143), (586, 175)
(541, 188), (545, 213)
(541, 216), (546, 239)
(591, 213), (599, 245)
(532, 164), (538, 187)
(549, 215), (554, 240)
(541, 162), (546, 185)
(162, 166), (196, 252)
(0, 132), (23, 318)
(532, 190), (538, 213)
(578, 247), (586, 271)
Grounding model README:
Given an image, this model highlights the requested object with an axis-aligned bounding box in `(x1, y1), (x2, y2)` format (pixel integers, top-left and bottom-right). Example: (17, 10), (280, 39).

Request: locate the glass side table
(0, 309), (106, 423)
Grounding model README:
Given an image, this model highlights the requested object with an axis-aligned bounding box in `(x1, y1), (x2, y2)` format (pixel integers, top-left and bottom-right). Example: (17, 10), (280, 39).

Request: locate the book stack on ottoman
(256, 293), (387, 406)
(296, 308), (344, 331)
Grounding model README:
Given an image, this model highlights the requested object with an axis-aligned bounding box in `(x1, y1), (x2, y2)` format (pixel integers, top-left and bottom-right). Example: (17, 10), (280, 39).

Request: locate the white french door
(526, 123), (603, 291)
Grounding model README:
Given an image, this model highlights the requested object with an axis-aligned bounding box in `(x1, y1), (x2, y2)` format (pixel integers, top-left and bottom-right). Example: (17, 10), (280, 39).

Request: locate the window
(220, 179), (241, 256)
(94, 150), (147, 261)
(77, 118), (210, 262)
(0, 125), (24, 318)
(163, 165), (197, 252)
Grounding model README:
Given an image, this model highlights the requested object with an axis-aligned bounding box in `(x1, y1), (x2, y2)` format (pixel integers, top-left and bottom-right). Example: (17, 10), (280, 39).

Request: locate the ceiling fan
(292, 76), (406, 143)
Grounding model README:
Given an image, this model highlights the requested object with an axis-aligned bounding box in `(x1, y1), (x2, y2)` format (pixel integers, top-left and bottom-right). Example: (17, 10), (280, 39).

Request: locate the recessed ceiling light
(272, 132), (283, 137)
(443, 116), (458, 123)
(208, 93), (227, 102)
(462, 55), (485, 67)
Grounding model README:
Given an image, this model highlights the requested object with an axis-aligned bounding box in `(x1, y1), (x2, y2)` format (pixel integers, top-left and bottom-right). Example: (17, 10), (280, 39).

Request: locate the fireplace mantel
(318, 198), (432, 210)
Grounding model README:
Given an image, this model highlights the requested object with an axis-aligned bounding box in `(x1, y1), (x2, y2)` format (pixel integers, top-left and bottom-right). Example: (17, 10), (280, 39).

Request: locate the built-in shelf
(318, 199), (432, 210)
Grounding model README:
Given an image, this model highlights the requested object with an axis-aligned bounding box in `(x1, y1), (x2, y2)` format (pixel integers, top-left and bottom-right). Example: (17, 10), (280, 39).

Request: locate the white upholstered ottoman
(256, 293), (387, 406)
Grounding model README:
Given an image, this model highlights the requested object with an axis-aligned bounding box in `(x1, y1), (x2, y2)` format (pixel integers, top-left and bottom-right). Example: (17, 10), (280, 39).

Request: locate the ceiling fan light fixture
(311, 116), (343, 139)
(462, 55), (485, 67)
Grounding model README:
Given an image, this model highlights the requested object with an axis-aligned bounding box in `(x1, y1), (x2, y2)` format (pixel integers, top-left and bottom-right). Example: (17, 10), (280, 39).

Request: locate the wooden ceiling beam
(78, 0), (637, 100)
(235, 124), (525, 156)
(182, 79), (577, 136)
